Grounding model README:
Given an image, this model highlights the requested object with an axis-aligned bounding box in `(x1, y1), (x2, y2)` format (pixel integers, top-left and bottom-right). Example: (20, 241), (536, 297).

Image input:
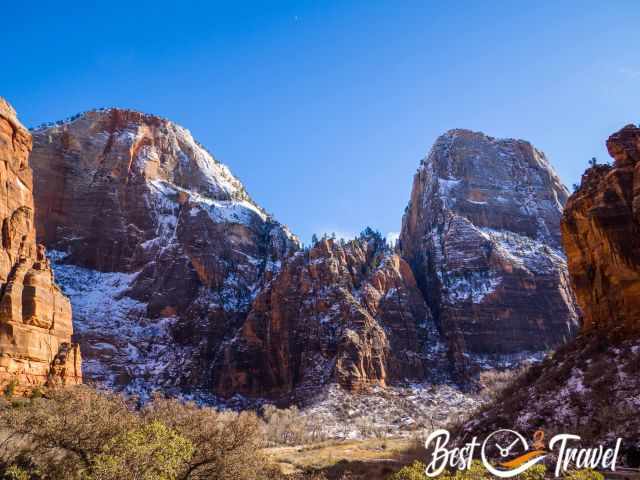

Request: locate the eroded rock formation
(30, 112), (583, 398)
(216, 232), (432, 396)
(0, 98), (81, 392)
(400, 129), (579, 376)
(562, 124), (640, 334)
(30, 109), (298, 393)
(458, 125), (640, 449)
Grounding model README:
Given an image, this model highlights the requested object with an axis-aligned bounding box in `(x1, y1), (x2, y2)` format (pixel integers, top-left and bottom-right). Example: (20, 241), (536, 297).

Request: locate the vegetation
(0, 383), (622, 480)
(387, 461), (604, 480)
(0, 386), (280, 480)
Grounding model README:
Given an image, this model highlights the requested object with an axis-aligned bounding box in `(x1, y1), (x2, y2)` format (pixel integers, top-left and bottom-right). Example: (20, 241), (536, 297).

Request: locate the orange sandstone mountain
(562, 124), (640, 334)
(0, 98), (81, 392)
(30, 108), (297, 394)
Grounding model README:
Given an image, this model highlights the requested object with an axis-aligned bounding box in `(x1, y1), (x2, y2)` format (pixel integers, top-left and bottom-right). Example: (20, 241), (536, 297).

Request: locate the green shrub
(452, 461), (489, 480)
(388, 460), (494, 480)
(387, 461), (427, 480)
(3, 380), (18, 399)
(563, 469), (605, 480)
(91, 420), (194, 480)
(516, 464), (546, 480)
(2, 465), (29, 480)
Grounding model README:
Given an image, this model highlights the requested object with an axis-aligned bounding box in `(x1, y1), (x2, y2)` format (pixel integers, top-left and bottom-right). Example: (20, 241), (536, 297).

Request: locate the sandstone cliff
(459, 124), (640, 455)
(400, 129), (579, 377)
(562, 124), (640, 333)
(30, 113), (582, 399)
(30, 109), (297, 394)
(216, 231), (432, 397)
(0, 98), (81, 392)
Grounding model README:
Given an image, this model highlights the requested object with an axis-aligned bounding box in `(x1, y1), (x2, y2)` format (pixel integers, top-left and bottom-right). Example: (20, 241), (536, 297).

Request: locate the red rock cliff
(30, 108), (297, 394)
(216, 232), (432, 396)
(561, 124), (640, 334)
(0, 98), (81, 392)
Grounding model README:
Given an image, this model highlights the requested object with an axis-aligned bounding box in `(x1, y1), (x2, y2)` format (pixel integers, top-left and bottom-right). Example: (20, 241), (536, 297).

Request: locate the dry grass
(264, 437), (416, 478)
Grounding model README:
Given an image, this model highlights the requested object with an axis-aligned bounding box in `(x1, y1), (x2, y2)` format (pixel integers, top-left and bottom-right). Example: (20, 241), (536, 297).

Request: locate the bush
(2, 465), (29, 480)
(261, 405), (327, 445)
(388, 460), (495, 480)
(0, 386), (280, 480)
(563, 469), (605, 480)
(142, 395), (275, 480)
(91, 420), (194, 480)
(478, 368), (527, 402)
(0, 385), (137, 478)
(516, 464), (546, 480)
(3, 380), (18, 399)
(387, 461), (428, 480)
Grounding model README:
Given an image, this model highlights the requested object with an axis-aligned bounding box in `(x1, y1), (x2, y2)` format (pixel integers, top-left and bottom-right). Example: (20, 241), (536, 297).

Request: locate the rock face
(30, 109), (298, 394)
(0, 98), (81, 392)
(561, 124), (640, 334)
(400, 129), (579, 375)
(459, 126), (640, 452)
(216, 232), (432, 397)
(30, 114), (583, 398)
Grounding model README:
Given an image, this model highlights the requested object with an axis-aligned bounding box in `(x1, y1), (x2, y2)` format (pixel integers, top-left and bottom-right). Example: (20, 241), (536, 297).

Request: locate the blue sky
(3, 1), (639, 243)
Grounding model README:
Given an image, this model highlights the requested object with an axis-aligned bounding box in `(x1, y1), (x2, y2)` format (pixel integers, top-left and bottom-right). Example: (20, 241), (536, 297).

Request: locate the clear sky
(3, 1), (639, 244)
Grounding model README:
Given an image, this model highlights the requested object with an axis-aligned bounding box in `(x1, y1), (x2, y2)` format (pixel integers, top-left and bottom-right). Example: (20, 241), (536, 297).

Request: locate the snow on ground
(298, 382), (479, 439)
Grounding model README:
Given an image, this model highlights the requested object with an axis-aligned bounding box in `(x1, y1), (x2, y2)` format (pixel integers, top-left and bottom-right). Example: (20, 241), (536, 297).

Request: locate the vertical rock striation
(216, 233), (432, 396)
(400, 129), (579, 376)
(30, 109), (297, 394)
(562, 124), (640, 334)
(458, 125), (640, 446)
(0, 98), (81, 392)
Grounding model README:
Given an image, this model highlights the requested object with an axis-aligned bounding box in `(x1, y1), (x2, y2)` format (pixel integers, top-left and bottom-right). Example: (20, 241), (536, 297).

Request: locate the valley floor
(265, 437), (417, 478)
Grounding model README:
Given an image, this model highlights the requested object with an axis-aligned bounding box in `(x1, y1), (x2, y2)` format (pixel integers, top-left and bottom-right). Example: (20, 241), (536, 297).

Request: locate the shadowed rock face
(562, 124), (640, 334)
(400, 129), (579, 376)
(459, 126), (640, 447)
(30, 109), (298, 393)
(0, 98), (81, 392)
(215, 234), (431, 397)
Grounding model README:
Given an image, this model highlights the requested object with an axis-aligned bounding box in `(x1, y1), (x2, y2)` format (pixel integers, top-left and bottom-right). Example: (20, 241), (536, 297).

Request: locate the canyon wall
(216, 232), (432, 396)
(0, 98), (81, 392)
(459, 124), (640, 451)
(30, 108), (297, 394)
(400, 129), (579, 376)
(561, 124), (640, 334)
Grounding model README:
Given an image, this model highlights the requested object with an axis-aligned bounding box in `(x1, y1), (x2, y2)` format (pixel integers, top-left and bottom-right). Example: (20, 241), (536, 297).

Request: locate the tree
(142, 395), (275, 480)
(589, 157), (598, 167)
(311, 234), (319, 246)
(91, 421), (194, 480)
(0, 386), (137, 478)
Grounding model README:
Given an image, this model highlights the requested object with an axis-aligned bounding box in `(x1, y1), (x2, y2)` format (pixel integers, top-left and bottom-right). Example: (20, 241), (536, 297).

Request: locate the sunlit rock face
(562, 124), (640, 335)
(460, 126), (640, 446)
(0, 98), (81, 393)
(400, 129), (579, 377)
(30, 109), (298, 395)
(215, 233), (432, 397)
